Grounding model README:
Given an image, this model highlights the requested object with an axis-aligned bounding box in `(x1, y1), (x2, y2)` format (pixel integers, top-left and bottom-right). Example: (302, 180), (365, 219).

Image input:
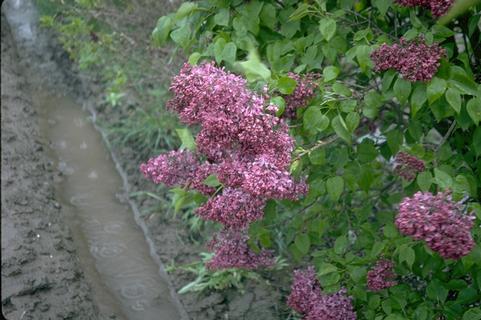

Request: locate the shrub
(146, 0), (481, 318)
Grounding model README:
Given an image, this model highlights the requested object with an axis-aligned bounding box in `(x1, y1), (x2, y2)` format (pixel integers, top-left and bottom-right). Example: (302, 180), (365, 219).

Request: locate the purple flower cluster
(282, 72), (319, 119)
(396, 191), (475, 259)
(196, 188), (264, 229)
(141, 62), (307, 269)
(206, 230), (274, 270)
(395, 0), (454, 17)
(367, 259), (397, 291)
(371, 38), (446, 82)
(305, 289), (357, 320)
(394, 152), (425, 181)
(140, 151), (217, 195)
(288, 267), (357, 320)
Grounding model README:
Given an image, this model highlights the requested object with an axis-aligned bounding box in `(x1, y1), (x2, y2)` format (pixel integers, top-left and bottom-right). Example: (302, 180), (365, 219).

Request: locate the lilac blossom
(394, 152), (425, 181)
(195, 188), (265, 229)
(282, 72), (319, 119)
(206, 230), (274, 270)
(395, 0), (454, 17)
(288, 267), (357, 319)
(140, 150), (198, 187)
(371, 38), (446, 82)
(287, 266), (322, 314)
(396, 191), (475, 259)
(141, 62), (307, 270)
(305, 288), (357, 320)
(367, 259), (398, 291)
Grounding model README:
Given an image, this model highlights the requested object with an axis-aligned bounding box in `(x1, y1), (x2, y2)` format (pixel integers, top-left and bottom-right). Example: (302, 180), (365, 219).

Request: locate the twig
(436, 120), (457, 153)
(294, 135), (339, 161)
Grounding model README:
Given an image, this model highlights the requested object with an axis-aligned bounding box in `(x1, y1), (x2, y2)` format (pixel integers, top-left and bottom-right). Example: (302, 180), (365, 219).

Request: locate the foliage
(166, 253), (287, 294)
(150, 0), (481, 319)
(37, 0), (183, 160)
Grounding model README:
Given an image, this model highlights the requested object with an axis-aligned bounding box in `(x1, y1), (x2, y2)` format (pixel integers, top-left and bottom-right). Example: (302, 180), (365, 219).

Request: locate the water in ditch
(34, 89), (183, 320)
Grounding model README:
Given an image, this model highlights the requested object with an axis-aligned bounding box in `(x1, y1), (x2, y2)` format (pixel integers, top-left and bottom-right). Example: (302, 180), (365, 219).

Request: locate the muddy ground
(1, 13), (106, 320)
(1, 0), (285, 318)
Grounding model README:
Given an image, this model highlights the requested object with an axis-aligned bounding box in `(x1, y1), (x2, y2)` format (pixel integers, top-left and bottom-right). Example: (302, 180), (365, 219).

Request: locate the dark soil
(1, 13), (104, 320)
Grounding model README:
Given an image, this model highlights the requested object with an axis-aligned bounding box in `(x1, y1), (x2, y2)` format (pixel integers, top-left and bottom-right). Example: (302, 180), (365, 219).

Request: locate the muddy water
(35, 90), (183, 320)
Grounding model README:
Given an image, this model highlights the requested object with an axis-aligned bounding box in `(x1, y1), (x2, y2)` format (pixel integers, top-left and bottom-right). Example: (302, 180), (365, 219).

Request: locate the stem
(294, 135), (339, 161)
(436, 120), (456, 153)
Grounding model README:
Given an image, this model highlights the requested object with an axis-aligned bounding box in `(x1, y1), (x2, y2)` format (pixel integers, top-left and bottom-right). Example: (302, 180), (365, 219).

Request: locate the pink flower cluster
(141, 62), (307, 269)
(282, 72), (319, 119)
(367, 259), (397, 291)
(206, 230), (274, 270)
(394, 152), (425, 181)
(396, 191), (475, 259)
(371, 38), (446, 82)
(288, 267), (357, 320)
(395, 0), (454, 17)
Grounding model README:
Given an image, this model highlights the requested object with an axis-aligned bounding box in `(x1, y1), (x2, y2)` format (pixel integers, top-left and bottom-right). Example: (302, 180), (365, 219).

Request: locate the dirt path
(1, 13), (104, 320)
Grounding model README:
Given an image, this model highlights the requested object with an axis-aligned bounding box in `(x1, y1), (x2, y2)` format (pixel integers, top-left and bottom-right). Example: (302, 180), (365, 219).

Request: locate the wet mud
(1, 13), (103, 320)
(1, 0), (283, 318)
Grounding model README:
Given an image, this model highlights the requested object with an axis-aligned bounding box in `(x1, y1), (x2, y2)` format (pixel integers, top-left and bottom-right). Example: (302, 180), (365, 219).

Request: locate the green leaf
(170, 24), (191, 48)
(309, 148), (326, 165)
(238, 49), (271, 81)
(426, 279), (448, 302)
(326, 176), (344, 202)
(350, 267), (367, 283)
(260, 3), (277, 30)
(303, 107), (329, 132)
(417, 171), (433, 192)
(358, 139), (378, 162)
(399, 244), (415, 269)
(152, 15), (174, 46)
(370, 241), (386, 258)
(368, 294), (381, 309)
(332, 83), (352, 97)
(323, 66), (340, 82)
(214, 8), (230, 26)
(317, 263), (338, 276)
(463, 308), (481, 320)
(334, 235), (348, 255)
(295, 233), (310, 255)
(175, 2), (197, 20)
(222, 42), (237, 64)
(382, 70), (397, 92)
(446, 87), (462, 113)
(289, 3), (311, 21)
(372, 0), (392, 15)
(434, 168), (453, 190)
(386, 129), (403, 155)
(356, 45), (372, 72)
(466, 97), (481, 125)
(332, 115), (352, 143)
(394, 77), (412, 105)
(473, 127), (481, 157)
(427, 77), (447, 105)
(277, 76), (298, 94)
(319, 18), (337, 41)
(270, 96), (286, 117)
(188, 52), (201, 65)
(363, 90), (382, 119)
(448, 66), (480, 96)
(383, 223), (398, 238)
(213, 37), (226, 64)
(411, 83), (427, 116)
(346, 112), (360, 133)
(203, 174), (221, 187)
(176, 128), (196, 151)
